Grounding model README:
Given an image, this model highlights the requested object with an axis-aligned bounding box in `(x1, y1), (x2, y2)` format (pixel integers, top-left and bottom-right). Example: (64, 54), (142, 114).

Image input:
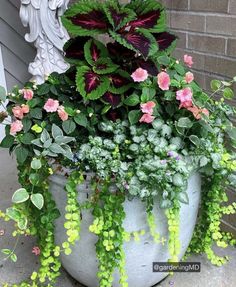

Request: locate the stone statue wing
(20, 0), (41, 43)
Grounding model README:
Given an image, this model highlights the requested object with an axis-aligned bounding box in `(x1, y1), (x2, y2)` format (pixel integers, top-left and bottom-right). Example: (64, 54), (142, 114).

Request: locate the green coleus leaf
(12, 188), (29, 204)
(93, 58), (119, 75)
(103, 1), (136, 30)
(62, 1), (109, 37)
(30, 194), (44, 210)
(109, 28), (158, 58)
(76, 66), (110, 100)
(84, 39), (108, 66)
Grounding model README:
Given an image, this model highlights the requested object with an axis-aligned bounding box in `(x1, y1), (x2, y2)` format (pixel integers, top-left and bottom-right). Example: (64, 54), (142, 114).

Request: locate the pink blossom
(22, 89), (34, 100)
(185, 72), (194, 84)
(43, 99), (59, 113)
(139, 114), (155, 124)
(187, 106), (209, 120)
(10, 120), (23, 135)
(140, 101), (156, 115)
(12, 106), (24, 119)
(57, 106), (69, 121)
(131, 68), (148, 82)
(176, 87), (193, 108)
(184, 55), (194, 68)
(21, 104), (30, 114)
(32, 246), (41, 256)
(157, 71), (171, 91)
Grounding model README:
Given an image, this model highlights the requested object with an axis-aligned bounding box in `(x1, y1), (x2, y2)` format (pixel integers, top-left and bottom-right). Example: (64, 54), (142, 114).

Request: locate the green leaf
(200, 156), (209, 167)
(76, 66), (110, 100)
(30, 108), (42, 119)
(226, 126), (236, 141)
(124, 94), (140, 106)
(128, 110), (141, 125)
(40, 129), (50, 143)
(52, 124), (63, 139)
(74, 113), (88, 127)
(177, 117), (193, 128)
(49, 143), (65, 154)
(210, 79), (221, 92)
(62, 120), (76, 134)
(10, 253), (17, 263)
(31, 158), (42, 170)
(189, 135), (200, 146)
(174, 63), (185, 76)
(21, 133), (35, 145)
(55, 136), (75, 144)
(157, 55), (170, 66)
(164, 91), (175, 101)
(18, 217), (28, 230)
(1, 249), (12, 255)
(173, 173), (184, 187)
(141, 87), (156, 102)
(31, 194), (44, 210)
(0, 135), (15, 148)
(223, 87), (234, 99)
(36, 84), (51, 95)
(160, 199), (172, 209)
(0, 86), (6, 101)
(31, 138), (43, 148)
(15, 146), (29, 164)
(233, 76), (236, 82)
(22, 118), (32, 132)
(12, 188), (29, 204)
(29, 173), (41, 186)
(84, 39), (108, 66)
(177, 192), (189, 204)
(6, 207), (21, 221)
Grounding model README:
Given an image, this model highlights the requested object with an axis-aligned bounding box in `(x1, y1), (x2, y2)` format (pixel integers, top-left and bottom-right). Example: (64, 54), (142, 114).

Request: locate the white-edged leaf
(52, 124), (63, 139)
(30, 194), (44, 210)
(12, 188), (29, 204)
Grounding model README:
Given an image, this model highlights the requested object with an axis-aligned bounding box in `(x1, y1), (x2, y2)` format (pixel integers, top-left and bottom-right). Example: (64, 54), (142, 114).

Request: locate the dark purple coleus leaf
(134, 59), (158, 76)
(90, 41), (101, 62)
(109, 7), (129, 27)
(103, 92), (121, 107)
(110, 73), (130, 89)
(84, 71), (101, 94)
(107, 110), (121, 122)
(155, 32), (177, 51)
(107, 42), (136, 60)
(64, 37), (89, 60)
(129, 9), (162, 29)
(69, 10), (108, 31)
(122, 31), (151, 58)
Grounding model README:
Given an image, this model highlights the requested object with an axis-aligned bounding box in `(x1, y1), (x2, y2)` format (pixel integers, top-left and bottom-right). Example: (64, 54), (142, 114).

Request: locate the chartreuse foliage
(0, 0), (236, 287)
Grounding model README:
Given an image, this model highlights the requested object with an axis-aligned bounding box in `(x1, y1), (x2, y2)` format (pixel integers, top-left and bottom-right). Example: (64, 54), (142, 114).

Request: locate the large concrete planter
(50, 173), (201, 287)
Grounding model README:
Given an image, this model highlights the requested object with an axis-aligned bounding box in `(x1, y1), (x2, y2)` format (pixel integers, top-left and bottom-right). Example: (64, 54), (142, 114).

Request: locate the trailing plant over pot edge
(0, 0), (236, 286)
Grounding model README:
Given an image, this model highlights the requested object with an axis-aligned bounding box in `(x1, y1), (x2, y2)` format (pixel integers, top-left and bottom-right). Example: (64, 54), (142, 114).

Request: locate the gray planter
(50, 173), (201, 287)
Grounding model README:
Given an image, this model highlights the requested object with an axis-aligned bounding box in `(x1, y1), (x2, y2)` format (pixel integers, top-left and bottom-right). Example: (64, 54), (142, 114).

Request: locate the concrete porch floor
(0, 149), (236, 287)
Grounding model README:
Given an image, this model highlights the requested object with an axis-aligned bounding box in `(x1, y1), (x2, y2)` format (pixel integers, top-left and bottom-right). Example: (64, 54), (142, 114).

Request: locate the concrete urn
(50, 173), (201, 287)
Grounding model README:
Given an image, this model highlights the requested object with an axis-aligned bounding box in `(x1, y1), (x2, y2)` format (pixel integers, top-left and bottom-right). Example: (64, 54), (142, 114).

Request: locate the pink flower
(32, 246), (41, 256)
(187, 106), (209, 120)
(10, 120), (23, 135)
(22, 89), (34, 100)
(176, 87), (193, 108)
(140, 101), (156, 115)
(139, 114), (155, 124)
(57, 106), (69, 122)
(21, 104), (30, 114)
(44, 99), (59, 113)
(185, 72), (194, 84)
(157, 71), (171, 91)
(184, 55), (194, 68)
(12, 106), (24, 119)
(131, 68), (148, 82)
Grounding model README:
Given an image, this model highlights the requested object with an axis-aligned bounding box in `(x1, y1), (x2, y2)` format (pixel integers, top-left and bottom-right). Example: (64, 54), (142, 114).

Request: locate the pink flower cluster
(184, 54), (194, 68)
(12, 104), (30, 120)
(32, 246), (41, 256)
(176, 87), (209, 120)
(20, 89), (34, 101)
(44, 99), (68, 121)
(131, 68), (149, 82)
(10, 120), (23, 135)
(139, 101), (156, 123)
(157, 71), (171, 91)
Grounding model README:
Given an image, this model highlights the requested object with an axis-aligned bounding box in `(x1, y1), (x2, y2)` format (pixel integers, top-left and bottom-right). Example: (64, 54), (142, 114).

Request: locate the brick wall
(160, 0), (236, 236)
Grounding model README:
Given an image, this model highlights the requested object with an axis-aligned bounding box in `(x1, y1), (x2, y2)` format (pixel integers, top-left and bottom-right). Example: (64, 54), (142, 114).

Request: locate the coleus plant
(62, 0), (177, 101)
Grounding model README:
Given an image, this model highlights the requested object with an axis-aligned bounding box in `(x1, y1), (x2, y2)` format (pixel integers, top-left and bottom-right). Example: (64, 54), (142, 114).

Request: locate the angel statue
(20, 0), (70, 84)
